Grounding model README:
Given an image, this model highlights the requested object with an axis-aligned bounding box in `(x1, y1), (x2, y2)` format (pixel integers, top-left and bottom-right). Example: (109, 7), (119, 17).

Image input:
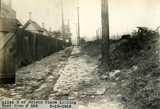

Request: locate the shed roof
(22, 20), (43, 33)
(41, 28), (50, 36)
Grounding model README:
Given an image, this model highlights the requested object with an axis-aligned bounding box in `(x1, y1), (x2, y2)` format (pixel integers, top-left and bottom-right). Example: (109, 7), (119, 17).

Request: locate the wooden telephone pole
(8, 0), (12, 8)
(101, 0), (110, 68)
(0, 0), (1, 17)
(61, 0), (65, 43)
(77, 0), (80, 46)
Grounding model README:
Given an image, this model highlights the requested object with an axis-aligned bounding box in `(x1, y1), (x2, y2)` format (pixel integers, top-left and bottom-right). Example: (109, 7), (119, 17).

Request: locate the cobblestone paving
(53, 47), (124, 109)
(0, 46), (124, 109)
(53, 47), (100, 96)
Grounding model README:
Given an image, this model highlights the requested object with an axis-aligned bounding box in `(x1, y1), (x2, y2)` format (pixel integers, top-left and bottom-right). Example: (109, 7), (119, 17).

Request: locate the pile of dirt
(110, 27), (158, 69)
(108, 27), (160, 109)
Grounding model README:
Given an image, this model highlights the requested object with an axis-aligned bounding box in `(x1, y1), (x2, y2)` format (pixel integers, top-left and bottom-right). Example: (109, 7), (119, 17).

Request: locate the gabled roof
(15, 19), (22, 26)
(22, 20), (43, 33)
(41, 28), (50, 36)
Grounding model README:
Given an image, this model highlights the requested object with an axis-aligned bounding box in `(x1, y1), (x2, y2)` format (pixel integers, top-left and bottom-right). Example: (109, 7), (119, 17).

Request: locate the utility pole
(67, 19), (70, 27)
(8, 0), (12, 8)
(61, 0), (65, 43)
(77, 0), (80, 46)
(0, 0), (1, 17)
(96, 29), (100, 43)
(101, 0), (110, 68)
(67, 19), (71, 31)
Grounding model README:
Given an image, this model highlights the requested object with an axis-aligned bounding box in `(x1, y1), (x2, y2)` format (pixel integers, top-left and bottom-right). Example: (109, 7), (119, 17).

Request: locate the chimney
(42, 22), (45, 28)
(49, 27), (52, 32)
(28, 12), (32, 20)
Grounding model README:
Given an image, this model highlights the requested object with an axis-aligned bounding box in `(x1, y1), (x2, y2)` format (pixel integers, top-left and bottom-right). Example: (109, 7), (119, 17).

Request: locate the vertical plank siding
(0, 20), (71, 83)
(16, 28), (67, 67)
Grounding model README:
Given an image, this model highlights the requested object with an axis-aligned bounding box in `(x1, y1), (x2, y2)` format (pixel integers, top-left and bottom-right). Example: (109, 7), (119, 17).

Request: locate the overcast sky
(10, 0), (160, 41)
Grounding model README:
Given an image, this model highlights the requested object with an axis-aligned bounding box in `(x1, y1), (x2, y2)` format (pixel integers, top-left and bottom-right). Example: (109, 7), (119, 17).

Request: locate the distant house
(22, 20), (43, 34)
(22, 20), (51, 37)
(49, 31), (61, 38)
(49, 24), (72, 42)
(41, 28), (50, 36)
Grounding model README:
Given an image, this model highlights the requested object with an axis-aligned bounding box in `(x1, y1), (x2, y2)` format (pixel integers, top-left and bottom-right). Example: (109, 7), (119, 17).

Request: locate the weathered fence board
(0, 18), (70, 84)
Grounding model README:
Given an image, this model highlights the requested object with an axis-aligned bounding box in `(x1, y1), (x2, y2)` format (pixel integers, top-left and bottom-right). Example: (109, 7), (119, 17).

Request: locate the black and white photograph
(0, 0), (159, 109)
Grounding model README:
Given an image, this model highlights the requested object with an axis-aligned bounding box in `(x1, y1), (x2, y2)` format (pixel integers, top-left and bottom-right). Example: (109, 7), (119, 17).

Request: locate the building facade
(1, 0), (16, 18)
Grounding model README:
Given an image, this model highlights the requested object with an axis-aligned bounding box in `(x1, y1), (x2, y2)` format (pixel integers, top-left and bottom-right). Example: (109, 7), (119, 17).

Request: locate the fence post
(0, 18), (19, 84)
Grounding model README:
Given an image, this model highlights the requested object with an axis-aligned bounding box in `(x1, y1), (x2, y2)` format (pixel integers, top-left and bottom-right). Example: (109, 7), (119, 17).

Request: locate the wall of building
(1, 2), (16, 18)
